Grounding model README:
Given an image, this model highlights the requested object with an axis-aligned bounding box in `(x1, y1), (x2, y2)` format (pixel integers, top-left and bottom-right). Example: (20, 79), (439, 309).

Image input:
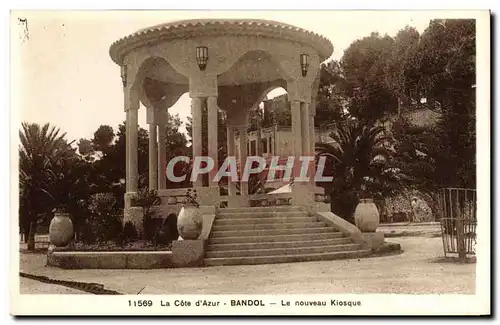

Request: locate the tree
(412, 19), (476, 188)
(316, 120), (406, 223)
(92, 125), (115, 152)
(19, 122), (74, 250)
(341, 32), (398, 122)
(315, 60), (347, 126)
(164, 113), (189, 162)
(385, 26), (421, 106)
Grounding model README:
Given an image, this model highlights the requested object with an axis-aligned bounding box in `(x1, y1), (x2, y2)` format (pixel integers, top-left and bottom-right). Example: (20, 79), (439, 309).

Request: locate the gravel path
(19, 237), (475, 295)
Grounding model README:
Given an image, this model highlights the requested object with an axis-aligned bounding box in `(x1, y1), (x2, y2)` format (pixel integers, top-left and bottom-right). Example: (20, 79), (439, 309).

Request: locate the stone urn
(354, 199), (380, 232)
(177, 205), (203, 240)
(49, 212), (74, 247)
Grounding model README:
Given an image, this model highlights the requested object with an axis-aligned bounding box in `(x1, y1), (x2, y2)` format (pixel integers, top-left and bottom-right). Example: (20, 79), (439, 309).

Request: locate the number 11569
(129, 300), (153, 307)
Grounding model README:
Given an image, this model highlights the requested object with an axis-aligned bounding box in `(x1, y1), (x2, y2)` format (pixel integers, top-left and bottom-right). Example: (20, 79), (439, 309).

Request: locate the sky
(13, 10), (442, 143)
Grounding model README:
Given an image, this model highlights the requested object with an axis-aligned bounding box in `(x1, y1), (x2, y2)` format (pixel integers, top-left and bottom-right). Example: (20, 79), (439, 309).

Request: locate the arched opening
(242, 86), (293, 194)
(132, 57), (190, 190)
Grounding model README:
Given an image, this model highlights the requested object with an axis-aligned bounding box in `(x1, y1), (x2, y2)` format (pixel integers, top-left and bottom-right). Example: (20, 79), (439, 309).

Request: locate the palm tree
(316, 120), (406, 222)
(19, 122), (74, 250)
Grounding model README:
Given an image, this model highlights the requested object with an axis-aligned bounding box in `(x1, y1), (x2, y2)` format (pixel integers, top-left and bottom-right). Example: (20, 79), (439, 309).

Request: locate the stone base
(123, 207), (144, 236)
(47, 250), (173, 269)
(291, 183), (315, 207)
(362, 232), (385, 248)
(228, 195), (250, 208)
(172, 239), (205, 267)
(196, 186), (220, 206)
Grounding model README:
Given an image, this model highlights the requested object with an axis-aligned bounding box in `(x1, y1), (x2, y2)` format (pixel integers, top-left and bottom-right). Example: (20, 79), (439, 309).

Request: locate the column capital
(287, 79), (312, 103)
(189, 75), (218, 98)
(235, 125), (248, 134)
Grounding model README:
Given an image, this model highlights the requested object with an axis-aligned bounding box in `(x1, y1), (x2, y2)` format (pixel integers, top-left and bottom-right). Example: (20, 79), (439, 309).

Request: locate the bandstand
(109, 19), (378, 266)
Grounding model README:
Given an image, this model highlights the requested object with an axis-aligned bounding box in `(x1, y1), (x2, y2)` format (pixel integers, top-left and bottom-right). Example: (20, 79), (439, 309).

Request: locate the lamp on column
(300, 54), (309, 77)
(196, 46), (208, 71)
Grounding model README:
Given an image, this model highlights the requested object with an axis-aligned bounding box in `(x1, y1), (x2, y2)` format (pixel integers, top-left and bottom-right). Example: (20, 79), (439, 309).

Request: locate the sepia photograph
(9, 8), (490, 316)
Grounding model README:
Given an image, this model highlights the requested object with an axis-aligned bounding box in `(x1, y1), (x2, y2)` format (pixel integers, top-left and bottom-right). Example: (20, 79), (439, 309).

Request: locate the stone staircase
(204, 206), (371, 266)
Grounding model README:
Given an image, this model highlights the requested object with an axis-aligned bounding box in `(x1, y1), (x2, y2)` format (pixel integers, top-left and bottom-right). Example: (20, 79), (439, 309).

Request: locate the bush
(131, 188), (161, 241)
(122, 221), (138, 242)
(151, 214), (178, 247)
(87, 193), (123, 243)
(163, 214), (179, 243)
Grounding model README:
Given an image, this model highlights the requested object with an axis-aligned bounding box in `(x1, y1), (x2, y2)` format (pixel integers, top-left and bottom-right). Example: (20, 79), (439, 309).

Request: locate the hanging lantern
(196, 46), (208, 71)
(300, 54), (309, 77)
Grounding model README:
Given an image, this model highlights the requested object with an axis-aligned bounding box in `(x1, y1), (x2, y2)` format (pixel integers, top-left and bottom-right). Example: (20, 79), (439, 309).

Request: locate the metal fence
(439, 188), (477, 260)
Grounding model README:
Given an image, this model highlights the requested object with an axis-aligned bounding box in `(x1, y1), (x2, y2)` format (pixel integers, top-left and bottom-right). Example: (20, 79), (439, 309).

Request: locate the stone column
(126, 100), (139, 192)
(207, 96), (218, 187)
(290, 100), (302, 179)
(237, 126), (248, 197)
(309, 111), (316, 184)
(191, 97), (203, 188)
(158, 122), (167, 189)
(226, 125), (237, 197)
(301, 102), (311, 156)
(301, 102), (312, 182)
(148, 123), (158, 190)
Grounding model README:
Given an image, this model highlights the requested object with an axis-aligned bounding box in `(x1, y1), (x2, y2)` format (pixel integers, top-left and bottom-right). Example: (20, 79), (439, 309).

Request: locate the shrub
(88, 193), (123, 243)
(150, 214), (178, 247)
(122, 221), (138, 242)
(131, 188), (161, 241)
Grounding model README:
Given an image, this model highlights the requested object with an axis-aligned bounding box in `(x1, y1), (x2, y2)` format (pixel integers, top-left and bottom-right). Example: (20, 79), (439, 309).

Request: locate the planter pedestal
(172, 240), (205, 267)
(361, 232), (385, 249)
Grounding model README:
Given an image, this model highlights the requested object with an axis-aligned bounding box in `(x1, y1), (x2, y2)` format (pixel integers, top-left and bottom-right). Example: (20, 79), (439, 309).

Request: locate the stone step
(204, 249), (372, 266)
(208, 232), (347, 245)
(217, 206), (304, 214)
(212, 221), (326, 231)
(210, 227), (335, 238)
(215, 216), (316, 226)
(206, 243), (362, 258)
(207, 237), (353, 251)
(216, 211), (309, 219)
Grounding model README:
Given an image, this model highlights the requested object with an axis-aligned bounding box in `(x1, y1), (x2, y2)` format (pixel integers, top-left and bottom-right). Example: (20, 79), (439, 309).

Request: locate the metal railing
(439, 188), (477, 260)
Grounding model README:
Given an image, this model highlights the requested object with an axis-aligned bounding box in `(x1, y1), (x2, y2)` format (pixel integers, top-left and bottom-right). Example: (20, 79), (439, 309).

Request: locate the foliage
(316, 60), (347, 126)
(131, 188), (161, 241)
(316, 120), (408, 222)
(92, 125), (115, 152)
(412, 19), (476, 188)
(184, 188), (199, 208)
(391, 115), (440, 193)
(77, 112), (188, 200)
(341, 32), (398, 122)
(384, 26), (421, 105)
(121, 221), (138, 242)
(314, 19), (476, 222)
(19, 122), (77, 249)
(85, 193), (123, 243)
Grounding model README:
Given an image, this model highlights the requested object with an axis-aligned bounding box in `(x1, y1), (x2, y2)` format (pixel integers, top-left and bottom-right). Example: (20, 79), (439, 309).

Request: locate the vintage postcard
(10, 9), (490, 316)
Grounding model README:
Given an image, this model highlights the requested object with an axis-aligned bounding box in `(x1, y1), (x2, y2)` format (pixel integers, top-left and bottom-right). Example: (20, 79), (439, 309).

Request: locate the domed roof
(109, 18), (333, 64)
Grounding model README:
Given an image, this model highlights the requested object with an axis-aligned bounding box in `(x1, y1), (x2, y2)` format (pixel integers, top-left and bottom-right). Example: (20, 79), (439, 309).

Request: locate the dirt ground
(18, 237), (475, 295)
